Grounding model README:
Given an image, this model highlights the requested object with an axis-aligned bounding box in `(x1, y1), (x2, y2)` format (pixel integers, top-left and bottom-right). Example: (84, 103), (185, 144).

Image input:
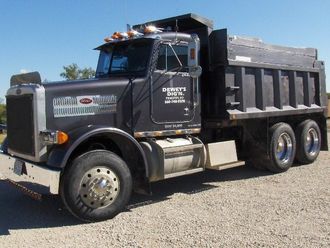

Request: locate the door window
(151, 43), (194, 124)
(156, 44), (188, 72)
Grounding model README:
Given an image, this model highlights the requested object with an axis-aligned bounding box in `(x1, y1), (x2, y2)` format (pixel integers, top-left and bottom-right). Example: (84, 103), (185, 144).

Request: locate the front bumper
(0, 152), (61, 194)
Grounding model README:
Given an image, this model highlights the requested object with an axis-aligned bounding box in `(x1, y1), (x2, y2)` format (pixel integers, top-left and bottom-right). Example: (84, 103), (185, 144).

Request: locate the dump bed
(204, 29), (327, 120)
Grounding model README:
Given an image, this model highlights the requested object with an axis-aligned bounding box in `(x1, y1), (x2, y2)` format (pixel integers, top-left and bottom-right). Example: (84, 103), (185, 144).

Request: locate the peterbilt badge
(79, 98), (93, 104)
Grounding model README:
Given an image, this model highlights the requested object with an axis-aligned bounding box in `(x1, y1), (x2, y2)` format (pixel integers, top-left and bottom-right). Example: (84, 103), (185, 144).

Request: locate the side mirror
(189, 66), (202, 78)
(187, 34), (200, 68)
(187, 34), (201, 78)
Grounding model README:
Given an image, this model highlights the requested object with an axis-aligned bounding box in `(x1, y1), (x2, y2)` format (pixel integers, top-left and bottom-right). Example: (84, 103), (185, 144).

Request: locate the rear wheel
(60, 150), (132, 222)
(295, 120), (321, 164)
(266, 123), (296, 173)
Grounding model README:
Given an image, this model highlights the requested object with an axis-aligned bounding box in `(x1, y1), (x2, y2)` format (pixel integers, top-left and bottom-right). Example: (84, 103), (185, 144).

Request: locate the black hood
(43, 77), (146, 134)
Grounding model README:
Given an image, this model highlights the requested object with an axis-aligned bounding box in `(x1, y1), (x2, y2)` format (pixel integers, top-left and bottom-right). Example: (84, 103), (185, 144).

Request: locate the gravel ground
(0, 134), (329, 248)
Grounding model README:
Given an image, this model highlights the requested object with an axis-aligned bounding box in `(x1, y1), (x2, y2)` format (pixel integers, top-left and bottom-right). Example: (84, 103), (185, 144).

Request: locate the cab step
(206, 160), (245, 170)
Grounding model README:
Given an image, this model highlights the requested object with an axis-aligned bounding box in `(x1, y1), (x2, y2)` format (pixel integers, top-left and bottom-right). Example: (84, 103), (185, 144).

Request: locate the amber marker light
(57, 131), (69, 145)
(175, 130), (183, 135)
(127, 30), (143, 38)
(144, 25), (163, 34)
(104, 37), (113, 42)
(190, 48), (196, 60)
(111, 32), (121, 39)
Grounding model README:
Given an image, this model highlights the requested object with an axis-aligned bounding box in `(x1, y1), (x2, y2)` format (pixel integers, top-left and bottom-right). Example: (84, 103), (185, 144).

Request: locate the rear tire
(295, 120), (321, 164)
(60, 150), (132, 222)
(266, 123), (296, 173)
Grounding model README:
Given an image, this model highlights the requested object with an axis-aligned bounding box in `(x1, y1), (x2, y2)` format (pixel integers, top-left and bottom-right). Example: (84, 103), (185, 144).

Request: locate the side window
(96, 50), (112, 76)
(156, 44), (188, 72)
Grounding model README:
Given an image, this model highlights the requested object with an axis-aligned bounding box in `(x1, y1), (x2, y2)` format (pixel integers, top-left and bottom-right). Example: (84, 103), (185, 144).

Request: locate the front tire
(295, 120), (321, 164)
(60, 150), (132, 222)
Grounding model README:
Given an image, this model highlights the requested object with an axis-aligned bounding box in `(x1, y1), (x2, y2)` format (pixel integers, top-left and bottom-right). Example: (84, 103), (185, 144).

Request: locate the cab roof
(95, 13), (212, 50)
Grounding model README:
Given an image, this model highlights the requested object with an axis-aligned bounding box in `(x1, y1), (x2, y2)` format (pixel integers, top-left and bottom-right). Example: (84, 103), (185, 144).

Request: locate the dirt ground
(0, 134), (329, 248)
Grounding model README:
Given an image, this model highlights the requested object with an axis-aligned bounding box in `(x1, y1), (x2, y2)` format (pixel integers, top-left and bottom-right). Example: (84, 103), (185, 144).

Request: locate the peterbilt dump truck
(0, 14), (327, 222)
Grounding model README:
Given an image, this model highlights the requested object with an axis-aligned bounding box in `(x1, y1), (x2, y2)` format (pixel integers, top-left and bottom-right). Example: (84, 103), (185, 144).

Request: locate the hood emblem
(79, 98), (93, 104)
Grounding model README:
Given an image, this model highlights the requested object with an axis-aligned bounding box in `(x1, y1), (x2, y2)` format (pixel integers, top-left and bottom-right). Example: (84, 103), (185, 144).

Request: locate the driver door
(150, 44), (196, 124)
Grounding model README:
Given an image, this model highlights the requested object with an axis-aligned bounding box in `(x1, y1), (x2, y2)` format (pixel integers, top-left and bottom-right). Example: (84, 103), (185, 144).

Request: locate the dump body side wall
(205, 29), (327, 121)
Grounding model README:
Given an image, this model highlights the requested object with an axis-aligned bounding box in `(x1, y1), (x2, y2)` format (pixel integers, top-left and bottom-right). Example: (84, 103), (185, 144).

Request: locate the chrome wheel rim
(276, 133), (293, 163)
(79, 167), (120, 209)
(305, 128), (319, 156)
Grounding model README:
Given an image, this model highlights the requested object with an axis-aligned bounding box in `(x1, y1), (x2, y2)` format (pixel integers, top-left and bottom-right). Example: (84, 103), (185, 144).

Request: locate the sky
(0, 0), (329, 99)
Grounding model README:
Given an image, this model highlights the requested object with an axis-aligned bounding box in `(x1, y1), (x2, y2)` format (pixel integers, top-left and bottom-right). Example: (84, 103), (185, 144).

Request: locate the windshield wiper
(168, 43), (183, 68)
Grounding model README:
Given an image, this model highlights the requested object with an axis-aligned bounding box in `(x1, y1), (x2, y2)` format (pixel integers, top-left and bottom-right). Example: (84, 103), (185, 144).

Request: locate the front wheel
(60, 150), (132, 222)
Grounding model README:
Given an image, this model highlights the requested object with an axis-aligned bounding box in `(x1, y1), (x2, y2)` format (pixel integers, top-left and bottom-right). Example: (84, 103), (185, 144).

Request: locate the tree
(80, 67), (96, 79)
(60, 63), (95, 80)
(0, 104), (6, 124)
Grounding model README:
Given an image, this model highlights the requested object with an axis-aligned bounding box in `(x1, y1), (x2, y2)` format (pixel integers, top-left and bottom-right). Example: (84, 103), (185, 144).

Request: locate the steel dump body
(206, 29), (327, 120)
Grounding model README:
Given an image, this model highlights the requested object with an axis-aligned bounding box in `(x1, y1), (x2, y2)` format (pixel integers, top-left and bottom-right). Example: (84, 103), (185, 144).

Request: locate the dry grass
(0, 134), (6, 144)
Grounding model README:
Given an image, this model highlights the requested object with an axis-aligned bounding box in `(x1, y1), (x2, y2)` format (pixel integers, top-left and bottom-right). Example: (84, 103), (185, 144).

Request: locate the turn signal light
(57, 131), (69, 145)
(40, 130), (69, 145)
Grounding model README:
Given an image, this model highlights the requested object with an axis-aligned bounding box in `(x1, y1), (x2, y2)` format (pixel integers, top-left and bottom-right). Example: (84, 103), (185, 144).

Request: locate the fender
(47, 125), (149, 178)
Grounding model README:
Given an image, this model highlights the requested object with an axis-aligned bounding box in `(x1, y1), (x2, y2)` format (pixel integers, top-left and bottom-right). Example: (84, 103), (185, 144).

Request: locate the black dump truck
(0, 14), (327, 222)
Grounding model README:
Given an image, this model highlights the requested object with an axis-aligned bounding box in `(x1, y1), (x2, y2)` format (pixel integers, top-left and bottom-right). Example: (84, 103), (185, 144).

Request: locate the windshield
(96, 39), (153, 77)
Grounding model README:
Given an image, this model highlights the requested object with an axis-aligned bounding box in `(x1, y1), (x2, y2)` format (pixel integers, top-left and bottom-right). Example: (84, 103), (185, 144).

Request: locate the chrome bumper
(0, 153), (61, 194)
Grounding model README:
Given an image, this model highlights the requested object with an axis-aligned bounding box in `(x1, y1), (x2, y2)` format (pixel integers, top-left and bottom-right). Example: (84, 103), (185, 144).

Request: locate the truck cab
(1, 15), (210, 222)
(95, 31), (202, 137)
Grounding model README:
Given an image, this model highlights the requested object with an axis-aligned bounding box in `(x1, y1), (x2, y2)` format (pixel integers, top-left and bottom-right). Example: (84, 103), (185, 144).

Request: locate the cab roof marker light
(111, 32), (129, 40)
(104, 24), (163, 43)
(111, 32), (123, 40)
(104, 37), (114, 43)
(127, 29), (143, 38)
(144, 25), (163, 34)
(120, 32), (129, 39)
